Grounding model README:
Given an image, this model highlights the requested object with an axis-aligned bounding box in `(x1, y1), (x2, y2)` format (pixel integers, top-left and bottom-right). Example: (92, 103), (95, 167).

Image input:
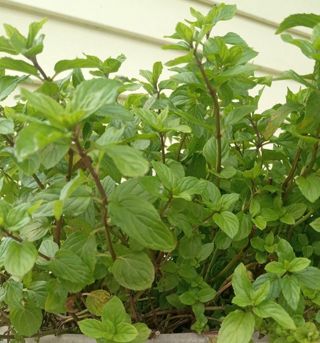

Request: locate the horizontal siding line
(0, 0), (284, 76)
(190, 0), (311, 39)
(0, 0), (169, 46)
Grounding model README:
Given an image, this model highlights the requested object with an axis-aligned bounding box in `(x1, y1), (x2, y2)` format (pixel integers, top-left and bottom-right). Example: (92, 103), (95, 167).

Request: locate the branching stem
(193, 50), (222, 185)
(74, 131), (116, 261)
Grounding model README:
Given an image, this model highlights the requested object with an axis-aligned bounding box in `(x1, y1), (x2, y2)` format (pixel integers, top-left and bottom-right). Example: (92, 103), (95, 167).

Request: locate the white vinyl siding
(0, 0), (319, 106)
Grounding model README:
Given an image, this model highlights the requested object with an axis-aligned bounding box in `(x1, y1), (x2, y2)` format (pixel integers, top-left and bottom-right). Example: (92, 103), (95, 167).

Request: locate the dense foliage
(0, 3), (320, 343)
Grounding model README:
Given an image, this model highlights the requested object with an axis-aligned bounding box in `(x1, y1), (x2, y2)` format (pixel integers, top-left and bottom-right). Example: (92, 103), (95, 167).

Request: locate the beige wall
(0, 0), (319, 108)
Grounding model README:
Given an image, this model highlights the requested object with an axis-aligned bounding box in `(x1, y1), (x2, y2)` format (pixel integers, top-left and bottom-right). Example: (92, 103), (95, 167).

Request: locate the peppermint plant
(0, 3), (320, 343)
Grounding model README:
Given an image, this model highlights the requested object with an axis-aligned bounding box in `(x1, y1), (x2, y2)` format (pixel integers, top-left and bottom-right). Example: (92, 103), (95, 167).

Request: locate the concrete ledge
(5, 333), (268, 343)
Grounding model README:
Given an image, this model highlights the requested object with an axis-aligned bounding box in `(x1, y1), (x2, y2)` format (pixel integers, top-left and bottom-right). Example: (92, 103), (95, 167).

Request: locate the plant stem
(193, 50), (222, 185)
(73, 132), (116, 261)
(293, 210), (313, 227)
(54, 217), (63, 247)
(214, 250), (243, 281)
(176, 134), (187, 161)
(204, 249), (219, 281)
(249, 117), (263, 155)
(67, 148), (74, 181)
(159, 133), (166, 163)
(32, 173), (45, 189)
(282, 147), (302, 198)
(29, 56), (49, 81)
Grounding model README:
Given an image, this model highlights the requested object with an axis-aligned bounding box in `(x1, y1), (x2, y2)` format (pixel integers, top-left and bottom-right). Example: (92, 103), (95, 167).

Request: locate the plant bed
(0, 3), (320, 343)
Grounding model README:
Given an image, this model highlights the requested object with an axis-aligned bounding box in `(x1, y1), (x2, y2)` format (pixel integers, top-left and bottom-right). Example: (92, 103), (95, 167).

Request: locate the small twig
(213, 250), (243, 282)
(66, 149), (74, 181)
(293, 210), (313, 228)
(176, 134), (187, 161)
(129, 291), (138, 322)
(214, 280), (232, 299)
(249, 117), (263, 155)
(159, 193), (173, 217)
(54, 217), (63, 247)
(32, 173), (45, 189)
(73, 130), (116, 261)
(159, 133), (166, 163)
(282, 147), (302, 198)
(29, 56), (49, 81)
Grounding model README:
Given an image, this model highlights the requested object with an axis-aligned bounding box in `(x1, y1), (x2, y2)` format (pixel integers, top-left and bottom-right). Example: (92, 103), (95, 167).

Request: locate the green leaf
(109, 195), (176, 251)
(277, 239), (295, 262)
(0, 57), (38, 76)
(179, 291), (197, 305)
(232, 263), (252, 307)
(37, 239), (59, 265)
(78, 319), (114, 340)
(4, 24), (26, 52)
(0, 36), (18, 54)
(213, 211), (239, 238)
(287, 257), (310, 273)
(281, 33), (317, 59)
(252, 215), (267, 230)
(45, 279), (67, 313)
(27, 19), (47, 47)
(21, 88), (65, 125)
(111, 252), (155, 291)
(129, 323), (151, 343)
(277, 13), (320, 34)
(152, 161), (176, 190)
(225, 105), (256, 125)
(152, 61), (163, 85)
(296, 174), (320, 203)
(105, 144), (149, 177)
(102, 296), (130, 326)
(86, 290), (111, 316)
(198, 287), (216, 303)
(251, 281), (270, 306)
(197, 242), (214, 262)
(281, 275), (300, 311)
(40, 142), (69, 169)
(95, 104), (133, 121)
(62, 231), (96, 272)
(179, 235), (202, 259)
(296, 267), (320, 290)
(0, 118), (14, 134)
(265, 261), (286, 275)
(10, 304), (42, 337)
(54, 58), (100, 73)
(71, 78), (120, 118)
(15, 123), (66, 161)
(298, 90), (320, 132)
(49, 249), (93, 285)
(263, 105), (293, 139)
(27, 281), (48, 308)
(4, 240), (38, 278)
(175, 22), (193, 42)
(253, 300), (296, 330)
(208, 3), (237, 25)
(310, 217), (320, 232)
(0, 75), (27, 101)
(217, 310), (255, 343)
(113, 322), (138, 343)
